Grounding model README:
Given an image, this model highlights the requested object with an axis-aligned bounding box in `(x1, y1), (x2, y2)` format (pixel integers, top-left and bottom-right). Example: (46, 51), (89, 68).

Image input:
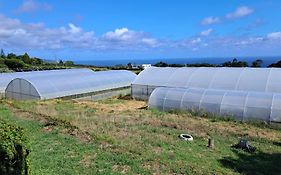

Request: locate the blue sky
(0, 0), (281, 61)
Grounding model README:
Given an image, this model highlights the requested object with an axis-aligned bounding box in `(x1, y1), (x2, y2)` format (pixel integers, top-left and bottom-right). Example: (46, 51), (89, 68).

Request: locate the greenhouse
(0, 68), (94, 93)
(5, 70), (136, 100)
(148, 87), (281, 122)
(132, 67), (281, 100)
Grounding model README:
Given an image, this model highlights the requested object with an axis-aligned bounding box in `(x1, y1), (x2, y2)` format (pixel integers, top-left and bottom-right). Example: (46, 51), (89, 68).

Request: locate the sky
(0, 0), (281, 61)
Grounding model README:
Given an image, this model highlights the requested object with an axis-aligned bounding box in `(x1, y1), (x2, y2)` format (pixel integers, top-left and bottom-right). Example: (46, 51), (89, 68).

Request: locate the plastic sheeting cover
(132, 67), (281, 93)
(148, 87), (281, 122)
(5, 70), (136, 99)
(0, 68), (94, 93)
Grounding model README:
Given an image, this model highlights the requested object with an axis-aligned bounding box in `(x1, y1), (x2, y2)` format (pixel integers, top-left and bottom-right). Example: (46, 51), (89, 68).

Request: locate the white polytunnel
(0, 68), (94, 93)
(132, 67), (281, 100)
(148, 87), (281, 122)
(5, 70), (136, 100)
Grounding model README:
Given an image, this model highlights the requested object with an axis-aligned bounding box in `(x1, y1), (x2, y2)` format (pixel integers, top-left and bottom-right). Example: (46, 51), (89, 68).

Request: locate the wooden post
(208, 138), (214, 148)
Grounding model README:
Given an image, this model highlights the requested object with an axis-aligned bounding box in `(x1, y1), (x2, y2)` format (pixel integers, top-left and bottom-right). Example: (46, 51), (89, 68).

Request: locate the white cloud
(68, 23), (82, 34)
(141, 38), (159, 47)
(267, 32), (281, 40)
(226, 6), (254, 19)
(201, 17), (220, 25)
(0, 14), (95, 50)
(200, 28), (213, 36)
(234, 37), (264, 46)
(1, 13), (281, 56)
(15, 0), (52, 13)
(201, 6), (254, 26)
(0, 15), (160, 51)
(103, 28), (134, 41)
(101, 27), (160, 49)
(191, 37), (201, 44)
(176, 37), (204, 49)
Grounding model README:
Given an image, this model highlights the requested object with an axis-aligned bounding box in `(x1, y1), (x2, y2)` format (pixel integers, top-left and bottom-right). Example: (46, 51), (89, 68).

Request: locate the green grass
(0, 106), (95, 174)
(1, 99), (281, 174)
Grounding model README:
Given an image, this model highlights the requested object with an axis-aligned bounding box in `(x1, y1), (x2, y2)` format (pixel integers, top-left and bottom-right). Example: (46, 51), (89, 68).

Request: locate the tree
(31, 57), (43, 65)
(268, 60), (281, 67)
(0, 58), (7, 68)
(21, 53), (31, 64)
(0, 49), (5, 59)
(222, 58), (248, 67)
(154, 61), (168, 67)
(251, 59), (263, 67)
(4, 59), (25, 69)
(7, 53), (17, 59)
(65, 61), (74, 66)
(169, 63), (185, 67)
(186, 63), (216, 67)
(58, 60), (64, 65)
(17, 53), (32, 64)
(127, 62), (133, 69)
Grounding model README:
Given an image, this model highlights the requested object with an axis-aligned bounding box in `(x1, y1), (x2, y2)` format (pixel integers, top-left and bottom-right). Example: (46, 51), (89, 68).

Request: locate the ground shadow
(272, 141), (281, 147)
(117, 94), (132, 100)
(138, 106), (148, 110)
(220, 150), (281, 175)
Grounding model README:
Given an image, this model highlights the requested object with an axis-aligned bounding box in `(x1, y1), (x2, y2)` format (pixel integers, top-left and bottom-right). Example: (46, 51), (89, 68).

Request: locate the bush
(0, 58), (7, 68)
(0, 119), (30, 175)
(4, 59), (26, 69)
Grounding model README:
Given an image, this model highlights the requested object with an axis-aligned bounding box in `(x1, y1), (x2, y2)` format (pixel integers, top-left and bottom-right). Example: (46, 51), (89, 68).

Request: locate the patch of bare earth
(80, 154), (96, 168)
(73, 99), (146, 114)
(142, 161), (162, 175)
(112, 164), (131, 174)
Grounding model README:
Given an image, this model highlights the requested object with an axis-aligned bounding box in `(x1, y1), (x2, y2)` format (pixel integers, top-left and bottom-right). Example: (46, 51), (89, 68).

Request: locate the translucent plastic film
(148, 87), (281, 122)
(0, 68), (94, 92)
(5, 70), (136, 100)
(132, 67), (281, 100)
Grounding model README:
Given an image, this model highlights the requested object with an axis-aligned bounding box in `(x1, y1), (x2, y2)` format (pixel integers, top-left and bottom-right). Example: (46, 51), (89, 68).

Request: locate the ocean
(75, 56), (281, 67)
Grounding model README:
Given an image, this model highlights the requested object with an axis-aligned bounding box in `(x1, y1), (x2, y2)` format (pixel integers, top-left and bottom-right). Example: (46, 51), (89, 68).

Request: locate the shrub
(0, 119), (30, 175)
(0, 58), (7, 68)
(4, 59), (26, 69)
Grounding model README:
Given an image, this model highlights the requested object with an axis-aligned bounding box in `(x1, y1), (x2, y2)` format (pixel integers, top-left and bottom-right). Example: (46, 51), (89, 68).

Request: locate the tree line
(153, 58), (281, 68)
(0, 49), (74, 72)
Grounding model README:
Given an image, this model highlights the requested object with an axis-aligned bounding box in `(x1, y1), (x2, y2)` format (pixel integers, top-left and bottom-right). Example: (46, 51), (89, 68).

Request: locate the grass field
(0, 97), (281, 175)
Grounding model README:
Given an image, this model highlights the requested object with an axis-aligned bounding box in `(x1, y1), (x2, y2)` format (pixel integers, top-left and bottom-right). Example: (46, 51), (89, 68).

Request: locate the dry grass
(3, 98), (281, 174)
(8, 97), (281, 149)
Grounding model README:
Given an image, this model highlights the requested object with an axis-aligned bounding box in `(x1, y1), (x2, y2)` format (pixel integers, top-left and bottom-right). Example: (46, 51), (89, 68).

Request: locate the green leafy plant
(0, 119), (30, 175)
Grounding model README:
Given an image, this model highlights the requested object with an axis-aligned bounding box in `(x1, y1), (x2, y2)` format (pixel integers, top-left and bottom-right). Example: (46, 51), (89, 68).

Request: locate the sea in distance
(75, 56), (281, 67)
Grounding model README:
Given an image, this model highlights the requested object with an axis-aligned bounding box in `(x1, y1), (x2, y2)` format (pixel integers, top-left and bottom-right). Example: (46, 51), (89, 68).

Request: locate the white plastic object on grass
(179, 134), (193, 141)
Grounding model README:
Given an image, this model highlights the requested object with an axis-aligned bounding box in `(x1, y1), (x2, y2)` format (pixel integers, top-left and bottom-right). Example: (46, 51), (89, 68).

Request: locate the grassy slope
(0, 98), (281, 175)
